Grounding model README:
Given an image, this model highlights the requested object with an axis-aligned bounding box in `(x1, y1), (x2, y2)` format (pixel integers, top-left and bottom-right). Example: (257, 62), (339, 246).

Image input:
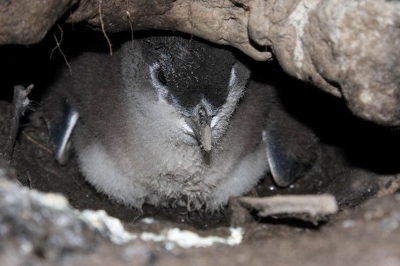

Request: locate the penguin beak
(185, 106), (212, 152)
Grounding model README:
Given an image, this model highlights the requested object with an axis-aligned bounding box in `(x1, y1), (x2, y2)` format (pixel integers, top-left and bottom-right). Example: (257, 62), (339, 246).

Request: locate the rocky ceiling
(1, 0), (399, 126)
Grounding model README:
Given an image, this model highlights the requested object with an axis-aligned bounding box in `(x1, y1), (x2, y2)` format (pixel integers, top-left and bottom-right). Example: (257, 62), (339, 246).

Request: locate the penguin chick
(44, 33), (317, 211)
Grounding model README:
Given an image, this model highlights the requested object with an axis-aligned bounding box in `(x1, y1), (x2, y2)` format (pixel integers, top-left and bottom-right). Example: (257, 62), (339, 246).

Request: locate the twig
(238, 194), (338, 217)
(50, 25), (72, 76)
(2, 84), (34, 161)
(69, 10), (76, 32)
(27, 171), (33, 189)
(21, 132), (53, 155)
(99, 0), (113, 55)
(126, 0), (134, 48)
(15, 178), (23, 187)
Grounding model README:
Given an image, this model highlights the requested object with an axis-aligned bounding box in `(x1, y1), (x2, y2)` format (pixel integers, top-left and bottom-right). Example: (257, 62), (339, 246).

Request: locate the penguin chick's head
(139, 35), (250, 152)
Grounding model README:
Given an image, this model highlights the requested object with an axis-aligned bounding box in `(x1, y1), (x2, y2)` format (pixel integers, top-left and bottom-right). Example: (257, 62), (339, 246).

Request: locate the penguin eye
(157, 69), (167, 85)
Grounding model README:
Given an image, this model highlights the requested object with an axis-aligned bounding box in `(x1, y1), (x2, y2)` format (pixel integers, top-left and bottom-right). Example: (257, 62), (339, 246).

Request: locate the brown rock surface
(1, 0), (399, 125)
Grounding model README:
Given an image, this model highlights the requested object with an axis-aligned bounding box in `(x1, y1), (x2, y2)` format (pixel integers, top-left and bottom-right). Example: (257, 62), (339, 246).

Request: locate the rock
(1, 0), (399, 125)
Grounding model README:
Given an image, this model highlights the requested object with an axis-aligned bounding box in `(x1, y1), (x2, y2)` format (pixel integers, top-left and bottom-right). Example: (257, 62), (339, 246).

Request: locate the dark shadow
(252, 60), (400, 175)
(250, 210), (329, 230)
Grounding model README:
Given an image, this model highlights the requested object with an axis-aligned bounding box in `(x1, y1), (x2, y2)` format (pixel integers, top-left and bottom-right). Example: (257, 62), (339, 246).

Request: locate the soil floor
(1, 94), (400, 265)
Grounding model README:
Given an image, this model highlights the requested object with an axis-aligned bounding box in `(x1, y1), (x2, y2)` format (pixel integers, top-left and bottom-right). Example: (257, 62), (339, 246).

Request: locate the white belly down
(76, 139), (268, 211)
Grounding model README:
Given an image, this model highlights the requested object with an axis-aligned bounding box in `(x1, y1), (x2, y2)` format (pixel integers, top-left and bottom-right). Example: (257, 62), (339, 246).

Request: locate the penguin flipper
(44, 98), (79, 165)
(264, 107), (318, 187)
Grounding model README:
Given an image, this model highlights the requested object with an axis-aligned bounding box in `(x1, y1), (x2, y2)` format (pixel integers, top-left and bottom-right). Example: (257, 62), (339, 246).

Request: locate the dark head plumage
(141, 36), (236, 114)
